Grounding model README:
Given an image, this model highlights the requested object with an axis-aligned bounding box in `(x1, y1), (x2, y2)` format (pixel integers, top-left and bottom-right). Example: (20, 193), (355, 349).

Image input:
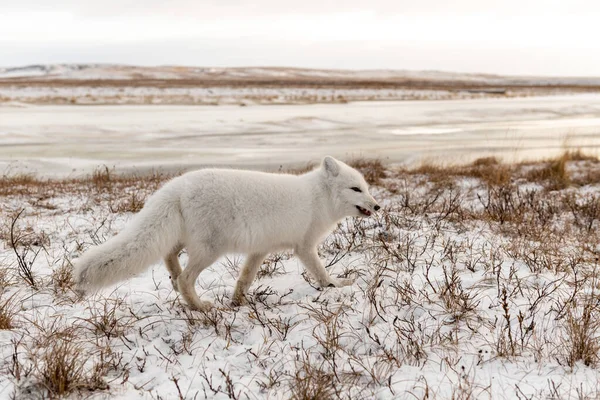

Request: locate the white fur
(73, 156), (379, 310)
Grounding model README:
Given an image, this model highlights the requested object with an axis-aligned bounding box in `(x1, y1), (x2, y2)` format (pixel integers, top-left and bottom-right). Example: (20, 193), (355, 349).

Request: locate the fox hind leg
(164, 244), (184, 292)
(177, 247), (218, 311)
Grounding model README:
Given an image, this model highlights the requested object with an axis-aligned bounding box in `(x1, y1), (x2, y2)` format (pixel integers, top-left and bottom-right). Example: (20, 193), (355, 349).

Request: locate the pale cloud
(3, 0), (599, 17)
(0, 0), (598, 75)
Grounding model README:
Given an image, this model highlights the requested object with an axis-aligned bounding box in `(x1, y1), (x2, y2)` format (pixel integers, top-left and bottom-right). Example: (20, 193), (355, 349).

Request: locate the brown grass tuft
(0, 292), (18, 330)
(51, 259), (75, 294)
(349, 158), (387, 185)
(91, 165), (112, 189)
(410, 161), (447, 176)
(523, 149), (597, 189)
(471, 156), (500, 167)
(36, 337), (108, 396)
(81, 298), (133, 340)
(407, 157), (512, 187)
(563, 149), (598, 162)
(563, 295), (600, 368)
(468, 158), (512, 187)
(110, 191), (146, 213)
(525, 153), (570, 190)
(289, 351), (338, 400)
(0, 264), (11, 288)
(0, 173), (44, 196)
(38, 339), (88, 395)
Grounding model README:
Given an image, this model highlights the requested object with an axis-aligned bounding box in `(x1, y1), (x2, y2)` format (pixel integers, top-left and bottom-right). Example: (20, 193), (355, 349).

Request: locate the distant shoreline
(2, 64), (599, 106)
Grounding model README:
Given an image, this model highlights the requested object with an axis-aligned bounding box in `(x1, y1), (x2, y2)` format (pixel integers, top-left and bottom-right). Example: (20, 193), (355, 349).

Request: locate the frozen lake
(2, 94), (600, 176)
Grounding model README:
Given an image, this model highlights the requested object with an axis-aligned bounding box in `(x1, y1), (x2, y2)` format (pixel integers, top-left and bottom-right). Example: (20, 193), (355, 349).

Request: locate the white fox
(74, 156), (379, 310)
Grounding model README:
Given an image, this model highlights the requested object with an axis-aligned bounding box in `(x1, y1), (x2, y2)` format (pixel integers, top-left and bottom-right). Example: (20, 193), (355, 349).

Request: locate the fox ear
(322, 156), (340, 177)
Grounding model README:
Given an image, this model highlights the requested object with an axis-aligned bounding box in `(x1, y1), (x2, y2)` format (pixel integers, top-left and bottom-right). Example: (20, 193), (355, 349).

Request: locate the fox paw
(231, 293), (248, 307)
(188, 300), (213, 312)
(325, 277), (356, 288)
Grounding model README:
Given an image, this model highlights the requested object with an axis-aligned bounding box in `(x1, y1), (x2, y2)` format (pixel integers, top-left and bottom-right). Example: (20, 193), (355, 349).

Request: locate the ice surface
(2, 94), (600, 177)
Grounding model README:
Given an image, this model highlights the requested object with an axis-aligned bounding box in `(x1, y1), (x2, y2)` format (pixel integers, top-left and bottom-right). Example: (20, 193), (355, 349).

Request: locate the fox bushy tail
(74, 192), (183, 292)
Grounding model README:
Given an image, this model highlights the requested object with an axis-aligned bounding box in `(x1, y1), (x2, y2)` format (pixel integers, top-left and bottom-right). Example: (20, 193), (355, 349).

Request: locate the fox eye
(350, 187), (362, 193)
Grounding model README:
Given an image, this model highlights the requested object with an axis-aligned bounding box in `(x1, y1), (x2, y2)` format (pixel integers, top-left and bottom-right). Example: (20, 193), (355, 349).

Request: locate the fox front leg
(232, 253), (267, 306)
(295, 247), (355, 288)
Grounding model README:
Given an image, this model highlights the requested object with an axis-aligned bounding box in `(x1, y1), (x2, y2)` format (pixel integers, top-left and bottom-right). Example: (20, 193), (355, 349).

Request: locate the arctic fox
(74, 156), (379, 310)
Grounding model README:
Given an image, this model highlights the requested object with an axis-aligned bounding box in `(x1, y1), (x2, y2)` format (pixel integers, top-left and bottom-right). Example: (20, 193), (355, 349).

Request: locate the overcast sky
(1, 0), (599, 76)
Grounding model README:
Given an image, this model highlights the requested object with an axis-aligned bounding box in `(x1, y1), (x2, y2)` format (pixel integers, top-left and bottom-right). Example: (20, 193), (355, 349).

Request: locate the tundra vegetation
(2, 153), (600, 399)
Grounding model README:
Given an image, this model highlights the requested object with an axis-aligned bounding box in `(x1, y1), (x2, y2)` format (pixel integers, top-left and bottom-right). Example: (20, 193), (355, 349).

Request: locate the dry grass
(0, 262), (11, 288)
(109, 191), (146, 213)
(51, 259), (75, 294)
(0, 292), (18, 330)
(0, 173), (39, 196)
(398, 150), (600, 194)
(0, 166), (170, 200)
(348, 158), (387, 185)
(91, 165), (112, 188)
(5, 313), (127, 398)
(33, 334), (108, 397)
(562, 290), (600, 368)
(400, 157), (513, 191)
(562, 149), (599, 162)
(525, 153), (570, 190)
(37, 339), (91, 395)
(80, 297), (133, 340)
(289, 350), (339, 400)
(523, 150), (599, 190)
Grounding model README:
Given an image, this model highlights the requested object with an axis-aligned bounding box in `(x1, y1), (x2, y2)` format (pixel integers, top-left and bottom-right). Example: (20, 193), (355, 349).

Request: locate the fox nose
(374, 204), (380, 211)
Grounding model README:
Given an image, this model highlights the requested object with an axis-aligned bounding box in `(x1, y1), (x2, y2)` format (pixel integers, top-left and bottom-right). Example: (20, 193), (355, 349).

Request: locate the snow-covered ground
(0, 85), (494, 106)
(2, 64), (600, 86)
(2, 94), (600, 177)
(2, 159), (600, 399)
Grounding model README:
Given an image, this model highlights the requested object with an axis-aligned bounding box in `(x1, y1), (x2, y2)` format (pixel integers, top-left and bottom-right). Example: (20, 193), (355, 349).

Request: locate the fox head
(321, 156), (380, 218)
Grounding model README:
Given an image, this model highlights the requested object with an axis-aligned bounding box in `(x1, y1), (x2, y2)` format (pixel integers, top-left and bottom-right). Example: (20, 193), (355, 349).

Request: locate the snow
(0, 84), (491, 106)
(0, 67), (48, 78)
(2, 166), (600, 398)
